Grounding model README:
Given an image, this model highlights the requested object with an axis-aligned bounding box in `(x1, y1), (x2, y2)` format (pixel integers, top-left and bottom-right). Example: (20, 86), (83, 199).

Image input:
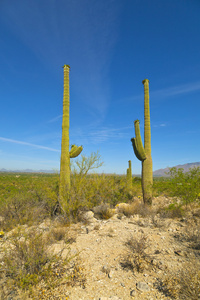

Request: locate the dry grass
(184, 219), (200, 250)
(93, 203), (115, 220)
(0, 226), (84, 299)
(121, 233), (153, 273)
(155, 262), (200, 299)
(116, 199), (153, 218)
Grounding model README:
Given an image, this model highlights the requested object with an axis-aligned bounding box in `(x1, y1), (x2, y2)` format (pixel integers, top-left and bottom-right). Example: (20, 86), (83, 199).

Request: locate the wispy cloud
(126, 81), (200, 103)
(47, 115), (62, 123)
(153, 123), (166, 128)
(0, 137), (60, 152)
(151, 81), (200, 99)
(71, 125), (132, 144)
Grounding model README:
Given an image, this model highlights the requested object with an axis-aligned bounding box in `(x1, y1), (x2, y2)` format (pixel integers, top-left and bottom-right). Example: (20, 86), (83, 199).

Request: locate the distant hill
(1, 162), (200, 176)
(153, 162), (200, 176)
(0, 169), (56, 173)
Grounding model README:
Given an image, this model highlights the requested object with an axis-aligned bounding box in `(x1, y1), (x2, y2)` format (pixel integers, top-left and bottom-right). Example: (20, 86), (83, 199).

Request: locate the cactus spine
(131, 79), (153, 205)
(59, 65), (83, 209)
(127, 160), (133, 190)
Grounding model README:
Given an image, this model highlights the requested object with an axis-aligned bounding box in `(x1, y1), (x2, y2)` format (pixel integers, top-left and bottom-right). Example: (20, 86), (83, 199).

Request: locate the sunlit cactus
(126, 160), (133, 190)
(131, 79), (153, 205)
(59, 65), (83, 209)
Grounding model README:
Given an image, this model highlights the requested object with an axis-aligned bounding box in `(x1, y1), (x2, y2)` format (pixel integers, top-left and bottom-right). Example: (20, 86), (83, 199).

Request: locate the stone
(82, 211), (94, 220)
(115, 202), (130, 212)
(79, 211), (97, 223)
(101, 265), (111, 274)
(130, 289), (136, 297)
(108, 270), (114, 278)
(136, 281), (150, 292)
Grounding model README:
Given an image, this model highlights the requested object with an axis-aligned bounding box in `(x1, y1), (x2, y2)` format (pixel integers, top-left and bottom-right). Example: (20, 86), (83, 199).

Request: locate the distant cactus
(127, 160), (133, 190)
(59, 65), (83, 209)
(131, 79), (153, 205)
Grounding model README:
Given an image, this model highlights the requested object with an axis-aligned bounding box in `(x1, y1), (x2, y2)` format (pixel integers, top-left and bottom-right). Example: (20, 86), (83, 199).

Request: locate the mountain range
(0, 162), (200, 176)
(153, 162), (200, 176)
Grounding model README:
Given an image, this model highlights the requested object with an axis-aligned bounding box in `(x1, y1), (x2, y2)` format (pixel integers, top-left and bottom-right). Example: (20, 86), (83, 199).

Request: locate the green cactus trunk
(127, 160), (133, 190)
(59, 65), (71, 207)
(59, 65), (83, 210)
(131, 79), (153, 205)
(142, 79), (153, 204)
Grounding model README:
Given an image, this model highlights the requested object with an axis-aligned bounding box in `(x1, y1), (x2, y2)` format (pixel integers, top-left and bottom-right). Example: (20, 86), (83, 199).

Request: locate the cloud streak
(127, 80), (200, 103)
(0, 137), (60, 152)
(47, 115), (62, 123)
(152, 81), (200, 99)
(71, 125), (132, 144)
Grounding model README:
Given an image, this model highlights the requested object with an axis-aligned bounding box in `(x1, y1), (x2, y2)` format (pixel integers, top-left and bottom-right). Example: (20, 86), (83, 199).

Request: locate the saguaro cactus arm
(131, 120), (146, 161)
(69, 145), (83, 158)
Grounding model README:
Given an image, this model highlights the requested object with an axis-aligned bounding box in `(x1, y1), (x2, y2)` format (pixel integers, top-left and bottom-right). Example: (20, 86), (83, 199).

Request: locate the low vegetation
(122, 233), (153, 273)
(0, 161), (200, 298)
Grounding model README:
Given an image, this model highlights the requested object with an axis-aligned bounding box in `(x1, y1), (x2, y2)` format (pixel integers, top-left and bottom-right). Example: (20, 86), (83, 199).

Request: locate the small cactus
(131, 79), (153, 205)
(59, 65), (83, 209)
(127, 160), (133, 190)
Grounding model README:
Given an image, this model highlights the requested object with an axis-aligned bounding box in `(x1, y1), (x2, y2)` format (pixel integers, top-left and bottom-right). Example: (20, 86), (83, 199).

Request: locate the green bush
(167, 167), (200, 206)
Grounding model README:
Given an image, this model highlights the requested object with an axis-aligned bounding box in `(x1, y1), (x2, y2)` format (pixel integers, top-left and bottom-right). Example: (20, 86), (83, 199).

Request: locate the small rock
(154, 250), (160, 254)
(82, 211), (94, 220)
(108, 270), (114, 278)
(101, 265), (111, 274)
(174, 250), (183, 256)
(115, 202), (130, 212)
(130, 289), (136, 297)
(136, 281), (150, 292)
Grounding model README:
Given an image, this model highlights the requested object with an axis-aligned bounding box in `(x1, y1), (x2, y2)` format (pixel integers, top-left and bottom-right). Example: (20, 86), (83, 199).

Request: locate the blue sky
(0, 0), (200, 174)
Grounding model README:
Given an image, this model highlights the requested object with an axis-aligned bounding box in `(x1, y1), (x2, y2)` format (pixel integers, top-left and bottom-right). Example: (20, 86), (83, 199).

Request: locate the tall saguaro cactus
(131, 79), (153, 205)
(59, 65), (83, 209)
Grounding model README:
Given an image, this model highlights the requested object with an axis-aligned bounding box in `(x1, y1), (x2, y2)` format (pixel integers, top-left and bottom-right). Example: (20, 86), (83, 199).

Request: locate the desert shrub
(0, 227), (84, 298)
(69, 152), (141, 213)
(67, 257), (86, 288)
(117, 199), (153, 218)
(193, 207), (200, 218)
(184, 219), (200, 250)
(92, 203), (115, 220)
(150, 214), (170, 228)
(0, 190), (58, 231)
(153, 176), (171, 197)
(166, 167), (200, 206)
(0, 173), (60, 231)
(48, 226), (67, 242)
(68, 173), (138, 220)
(0, 169), (142, 227)
(122, 234), (152, 273)
(159, 203), (185, 219)
(156, 263), (200, 299)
